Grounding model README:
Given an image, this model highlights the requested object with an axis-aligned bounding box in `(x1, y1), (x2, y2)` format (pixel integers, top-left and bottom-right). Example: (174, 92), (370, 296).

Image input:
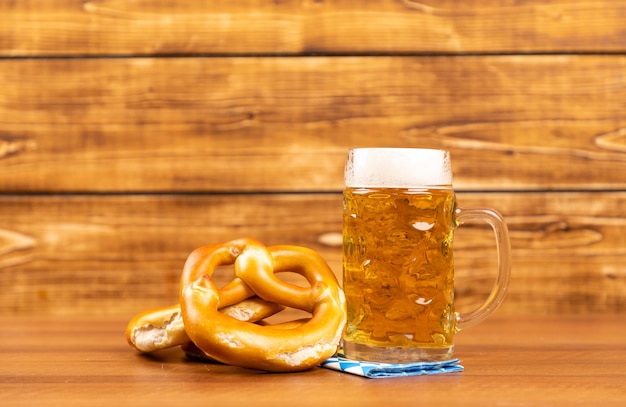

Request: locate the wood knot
(317, 232), (342, 248)
(0, 136), (37, 159)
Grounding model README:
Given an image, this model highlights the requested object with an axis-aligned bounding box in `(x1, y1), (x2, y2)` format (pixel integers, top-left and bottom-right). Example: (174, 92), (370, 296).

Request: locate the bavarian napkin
(320, 354), (463, 378)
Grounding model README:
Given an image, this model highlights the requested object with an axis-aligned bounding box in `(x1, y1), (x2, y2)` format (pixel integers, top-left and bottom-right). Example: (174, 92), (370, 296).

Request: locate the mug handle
(455, 207), (511, 331)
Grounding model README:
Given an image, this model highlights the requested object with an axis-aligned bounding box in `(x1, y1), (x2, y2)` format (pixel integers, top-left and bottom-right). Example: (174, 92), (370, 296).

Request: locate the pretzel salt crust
(182, 318), (309, 362)
(180, 239), (347, 372)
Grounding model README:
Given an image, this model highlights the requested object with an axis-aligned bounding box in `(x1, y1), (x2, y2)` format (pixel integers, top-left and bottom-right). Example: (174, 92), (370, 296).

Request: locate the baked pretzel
(180, 239), (346, 372)
(182, 318), (310, 362)
(126, 297), (284, 352)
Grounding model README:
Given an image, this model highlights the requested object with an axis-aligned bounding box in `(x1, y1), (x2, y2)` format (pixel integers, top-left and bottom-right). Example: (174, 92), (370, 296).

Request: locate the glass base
(343, 341), (454, 364)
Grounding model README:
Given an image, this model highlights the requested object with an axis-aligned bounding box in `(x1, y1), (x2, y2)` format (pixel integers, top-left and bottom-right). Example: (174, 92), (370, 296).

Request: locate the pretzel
(126, 304), (187, 353)
(126, 238), (289, 353)
(183, 318), (310, 362)
(126, 297), (285, 353)
(180, 239), (346, 372)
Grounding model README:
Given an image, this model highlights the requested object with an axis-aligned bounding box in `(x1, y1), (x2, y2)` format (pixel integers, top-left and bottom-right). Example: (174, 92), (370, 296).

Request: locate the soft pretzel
(126, 304), (187, 353)
(180, 239), (346, 372)
(126, 297), (285, 353)
(183, 318), (310, 362)
(127, 239), (268, 352)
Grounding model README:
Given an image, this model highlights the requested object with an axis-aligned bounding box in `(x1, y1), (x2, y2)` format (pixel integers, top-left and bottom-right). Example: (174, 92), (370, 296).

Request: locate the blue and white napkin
(320, 354), (464, 379)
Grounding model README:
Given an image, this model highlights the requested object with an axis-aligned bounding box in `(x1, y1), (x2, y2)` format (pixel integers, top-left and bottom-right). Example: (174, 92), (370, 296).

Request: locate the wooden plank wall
(1, 1), (625, 317)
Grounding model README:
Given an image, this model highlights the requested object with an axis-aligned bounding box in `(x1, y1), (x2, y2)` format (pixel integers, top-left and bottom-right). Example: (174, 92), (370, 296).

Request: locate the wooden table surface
(1, 314), (625, 406)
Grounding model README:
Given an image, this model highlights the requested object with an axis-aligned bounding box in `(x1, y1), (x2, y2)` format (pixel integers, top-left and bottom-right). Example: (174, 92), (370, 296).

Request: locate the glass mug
(342, 148), (511, 363)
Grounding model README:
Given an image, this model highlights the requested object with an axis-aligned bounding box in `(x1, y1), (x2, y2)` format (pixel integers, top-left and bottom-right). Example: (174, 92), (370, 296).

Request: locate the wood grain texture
(1, 315), (625, 406)
(2, 0), (626, 56)
(1, 2), (625, 318)
(2, 56), (626, 192)
(0, 192), (624, 316)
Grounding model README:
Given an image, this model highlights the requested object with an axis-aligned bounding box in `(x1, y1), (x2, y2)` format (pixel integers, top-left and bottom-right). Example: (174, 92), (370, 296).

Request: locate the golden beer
(342, 187), (457, 362)
(342, 148), (511, 363)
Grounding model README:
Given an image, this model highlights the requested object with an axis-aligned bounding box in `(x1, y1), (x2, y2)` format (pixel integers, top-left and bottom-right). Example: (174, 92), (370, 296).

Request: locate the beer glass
(342, 148), (511, 363)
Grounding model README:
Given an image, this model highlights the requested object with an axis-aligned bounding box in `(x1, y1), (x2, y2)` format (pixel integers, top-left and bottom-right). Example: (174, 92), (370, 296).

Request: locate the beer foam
(345, 148), (452, 188)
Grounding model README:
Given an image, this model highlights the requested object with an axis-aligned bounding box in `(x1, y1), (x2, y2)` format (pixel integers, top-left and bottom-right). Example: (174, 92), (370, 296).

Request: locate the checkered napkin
(320, 354), (463, 378)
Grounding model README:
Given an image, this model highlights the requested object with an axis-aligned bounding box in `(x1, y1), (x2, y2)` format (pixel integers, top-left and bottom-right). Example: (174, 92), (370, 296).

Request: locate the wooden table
(1, 314), (625, 406)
